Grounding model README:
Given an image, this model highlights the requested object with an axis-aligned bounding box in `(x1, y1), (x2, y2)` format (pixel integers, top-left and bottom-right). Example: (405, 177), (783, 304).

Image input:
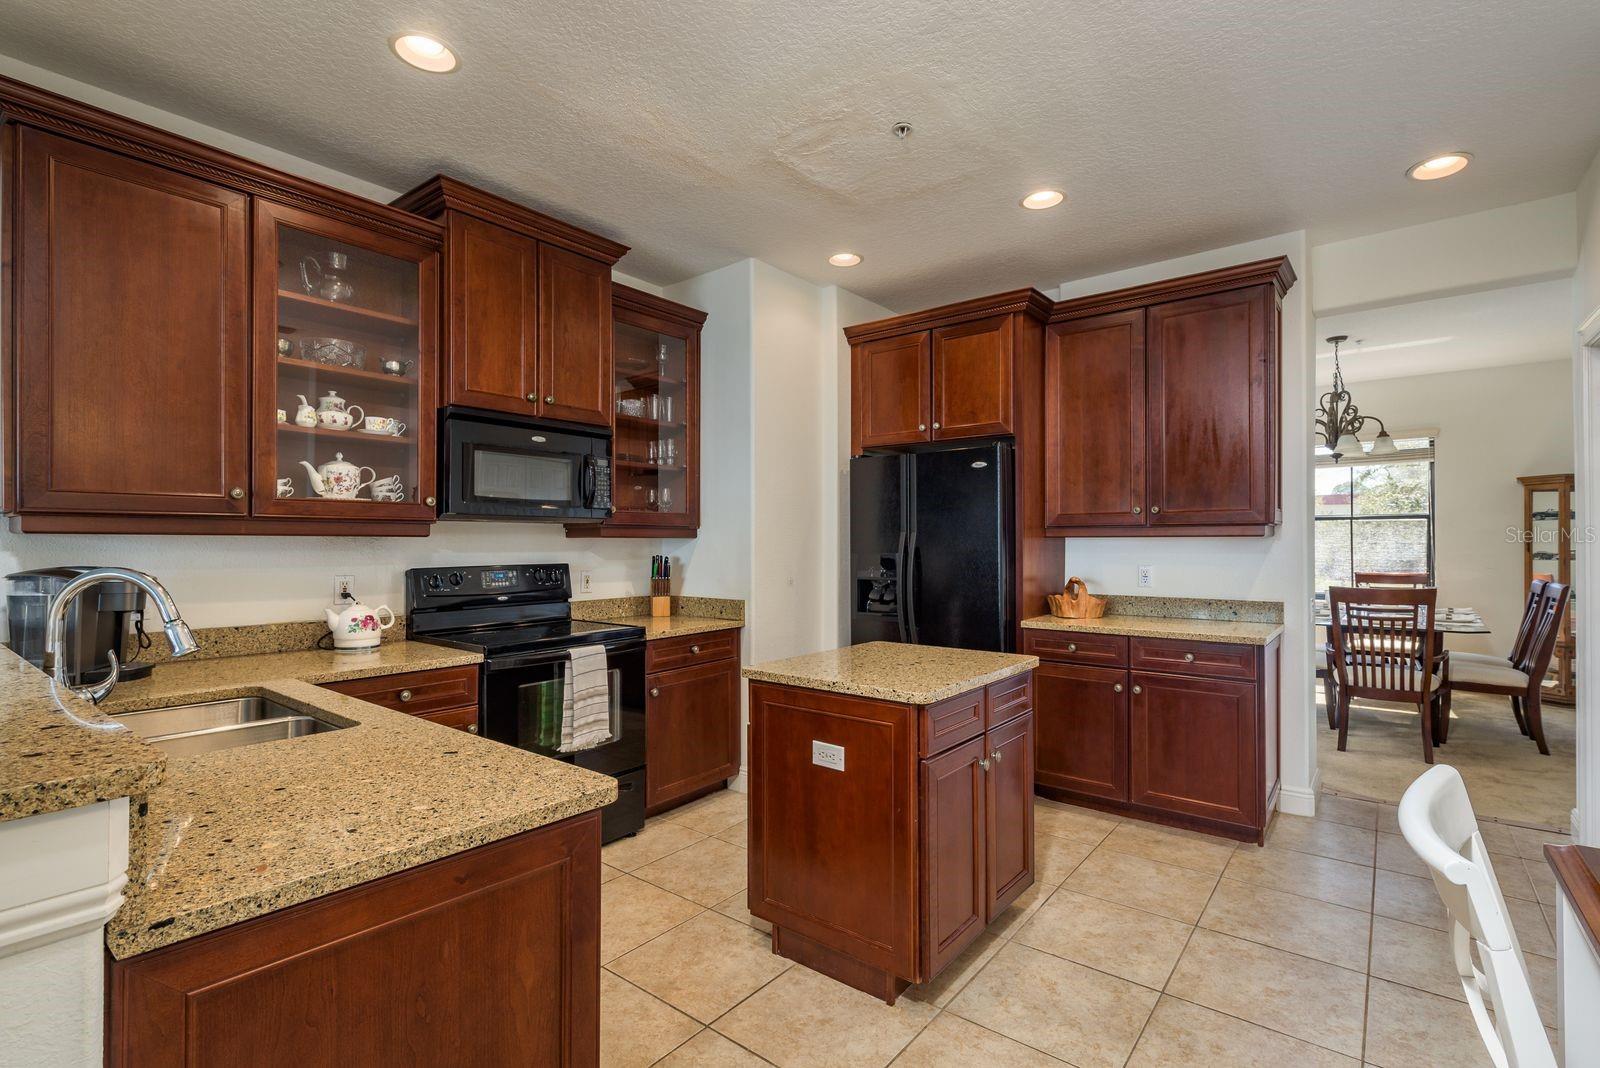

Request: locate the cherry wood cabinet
(642, 629), (741, 815)
(321, 664), (481, 733)
(1, 75), (443, 536)
(1023, 627), (1280, 843)
(854, 332), (932, 448)
(568, 285), (706, 537)
(931, 314), (1015, 440)
(392, 176), (627, 428)
(1043, 258), (1294, 537)
(748, 671), (1034, 1003)
(107, 812), (601, 1067)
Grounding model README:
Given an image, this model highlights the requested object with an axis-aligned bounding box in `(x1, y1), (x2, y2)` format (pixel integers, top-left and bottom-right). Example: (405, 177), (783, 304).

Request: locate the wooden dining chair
(1443, 583), (1569, 756)
(1327, 585), (1446, 763)
(1354, 570), (1432, 587)
(1447, 579), (1547, 738)
(1398, 766), (1556, 1068)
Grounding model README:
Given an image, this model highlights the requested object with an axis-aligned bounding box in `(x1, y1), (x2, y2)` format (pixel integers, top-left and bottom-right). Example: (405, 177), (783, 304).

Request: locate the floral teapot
(325, 598), (395, 652)
(299, 453), (376, 499)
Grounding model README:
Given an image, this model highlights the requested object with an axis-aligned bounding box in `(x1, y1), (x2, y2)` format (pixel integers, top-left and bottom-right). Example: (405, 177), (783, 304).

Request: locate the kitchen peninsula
(742, 642), (1037, 1004)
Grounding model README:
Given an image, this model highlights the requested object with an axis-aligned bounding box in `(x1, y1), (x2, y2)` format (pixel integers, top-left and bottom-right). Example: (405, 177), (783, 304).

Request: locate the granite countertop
(1021, 614), (1285, 646)
(571, 595), (744, 641)
(5, 640), (617, 959)
(743, 642), (1038, 704)
(607, 615), (744, 640)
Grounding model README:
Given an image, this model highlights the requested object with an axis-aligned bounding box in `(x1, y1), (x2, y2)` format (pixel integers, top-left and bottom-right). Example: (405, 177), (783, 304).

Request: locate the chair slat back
(1516, 583), (1569, 682)
(1327, 585), (1438, 700)
(1507, 579), (1549, 665)
(1353, 570), (1432, 587)
(1399, 766), (1555, 1068)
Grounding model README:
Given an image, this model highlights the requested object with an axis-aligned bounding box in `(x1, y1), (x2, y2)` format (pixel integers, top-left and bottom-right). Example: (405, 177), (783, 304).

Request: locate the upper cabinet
(1, 77), (443, 535)
(392, 176), (627, 428)
(846, 291), (1052, 454)
(567, 285), (706, 538)
(1044, 258), (1294, 538)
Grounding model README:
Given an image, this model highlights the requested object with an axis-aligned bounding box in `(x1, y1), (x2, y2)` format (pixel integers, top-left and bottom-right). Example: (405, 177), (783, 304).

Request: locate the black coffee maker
(6, 567), (155, 685)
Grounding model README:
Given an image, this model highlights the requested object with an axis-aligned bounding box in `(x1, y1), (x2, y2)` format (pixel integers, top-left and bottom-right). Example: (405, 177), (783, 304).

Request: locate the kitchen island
(2, 637), (614, 1066)
(742, 642), (1037, 1004)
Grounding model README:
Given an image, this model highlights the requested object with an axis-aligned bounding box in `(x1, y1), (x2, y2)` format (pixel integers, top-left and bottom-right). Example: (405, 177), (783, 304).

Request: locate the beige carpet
(1316, 687), (1576, 832)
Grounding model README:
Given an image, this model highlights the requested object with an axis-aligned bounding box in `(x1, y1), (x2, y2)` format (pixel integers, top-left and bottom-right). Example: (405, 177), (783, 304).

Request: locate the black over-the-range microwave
(437, 407), (612, 521)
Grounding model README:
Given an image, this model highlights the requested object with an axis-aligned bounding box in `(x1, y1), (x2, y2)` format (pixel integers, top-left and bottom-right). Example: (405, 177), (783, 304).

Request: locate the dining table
(1313, 603), (1491, 638)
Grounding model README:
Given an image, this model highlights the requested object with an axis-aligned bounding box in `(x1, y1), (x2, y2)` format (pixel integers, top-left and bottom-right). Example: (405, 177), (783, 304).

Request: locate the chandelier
(1316, 335), (1395, 461)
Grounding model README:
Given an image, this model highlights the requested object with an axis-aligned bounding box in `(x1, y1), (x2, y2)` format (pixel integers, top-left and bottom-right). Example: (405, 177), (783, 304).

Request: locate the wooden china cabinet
(0, 75), (442, 535)
(1520, 473), (1577, 703)
(567, 284), (707, 538)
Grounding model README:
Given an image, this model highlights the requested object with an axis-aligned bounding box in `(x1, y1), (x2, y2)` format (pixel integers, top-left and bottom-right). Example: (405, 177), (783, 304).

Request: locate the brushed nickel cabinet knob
(918, 423), (927, 431)
(1132, 684), (1142, 695)
(979, 757), (991, 771)
(425, 496), (437, 507)
(544, 395), (555, 404)
(650, 687), (660, 698)
(991, 749), (1003, 763)
(1066, 642), (1077, 653)
(229, 487), (244, 499)
(690, 644), (700, 654)
(526, 393), (538, 403)
(932, 422), (941, 430)
(467, 723), (479, 734)
(1183, 652), (1196, 662)
(1113, 683), (1123, 693)
(398, 689), (413, 702)
(1151, 506), (1161, 514)
(1132, 506), (1142, 515)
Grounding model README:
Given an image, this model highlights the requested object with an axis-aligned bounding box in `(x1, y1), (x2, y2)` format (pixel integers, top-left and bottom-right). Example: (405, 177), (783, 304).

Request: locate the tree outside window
(1314, 438), (1434, 595)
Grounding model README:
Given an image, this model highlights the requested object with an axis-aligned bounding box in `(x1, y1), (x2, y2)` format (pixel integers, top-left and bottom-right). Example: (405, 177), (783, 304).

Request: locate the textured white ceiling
(4, 0), (1598, 310)
(1315, 280), (1573, 383)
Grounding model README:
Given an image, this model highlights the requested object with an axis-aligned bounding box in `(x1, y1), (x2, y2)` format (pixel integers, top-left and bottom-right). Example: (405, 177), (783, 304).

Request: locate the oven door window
(511, 667), (622, 753)
(467, 445), (578, 509)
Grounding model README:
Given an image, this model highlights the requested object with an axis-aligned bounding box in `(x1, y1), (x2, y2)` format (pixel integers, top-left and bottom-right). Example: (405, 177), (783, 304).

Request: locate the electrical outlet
(333, 574), (356, 602)
(811, 740), (845, 772)
(579, 569), (594, 594)
(1138, 566), (1154, 588)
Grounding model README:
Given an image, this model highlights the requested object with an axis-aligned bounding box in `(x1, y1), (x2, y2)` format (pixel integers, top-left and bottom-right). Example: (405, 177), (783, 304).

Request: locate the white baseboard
(1278, 767), (1321, 817)
(727, 767), (748, 793)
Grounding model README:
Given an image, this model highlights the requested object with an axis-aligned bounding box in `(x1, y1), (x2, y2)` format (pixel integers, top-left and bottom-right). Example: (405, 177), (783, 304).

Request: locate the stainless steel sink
(114, 696), (344, 755)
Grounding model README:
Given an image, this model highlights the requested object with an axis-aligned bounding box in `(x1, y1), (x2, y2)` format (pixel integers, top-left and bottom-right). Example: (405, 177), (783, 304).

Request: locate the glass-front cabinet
(1520, 473), (1576, 704)
(569, 285), (705, 537)
(253, 201), (438, 523)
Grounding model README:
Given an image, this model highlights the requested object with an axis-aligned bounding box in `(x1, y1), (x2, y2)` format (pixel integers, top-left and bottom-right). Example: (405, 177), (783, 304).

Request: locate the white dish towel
(560, 644), (613, 753)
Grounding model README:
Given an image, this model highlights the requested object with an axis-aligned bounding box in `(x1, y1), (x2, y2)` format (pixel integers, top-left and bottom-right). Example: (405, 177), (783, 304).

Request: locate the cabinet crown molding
(1049, 256), (1296, 323)
(393, 174), (629, 265)
(614, 283), (708, 327)
(0, 75), (441, 246)
(843, 287), (1053, 344)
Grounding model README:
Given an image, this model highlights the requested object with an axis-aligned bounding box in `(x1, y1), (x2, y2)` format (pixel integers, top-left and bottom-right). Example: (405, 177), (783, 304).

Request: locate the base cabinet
(644, 629), (742, 814)
(107, 813), (601, 1067)
(321, 664), (481, 733)
(749, 673), (1035, 1003)
(1026, 629), (1279, 843)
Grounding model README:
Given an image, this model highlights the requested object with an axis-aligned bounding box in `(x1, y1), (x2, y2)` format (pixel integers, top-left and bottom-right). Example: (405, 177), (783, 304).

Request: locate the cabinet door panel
(1146, 288), (1271, 526)
(1044, 310), (1145, 528)
(931, 315), (1013, 440)
(919, 734), (987, 978)
(447, 213), (537, 414)
(646, 659), (740, 811)
(854, 332), (931, 449)
(14, 127), (250, 515)
(537, 243), (612, 426)
(1034, 662), (1128, 800)
(984, 712), (1034, 921)
(1129, 671), (1258, 827)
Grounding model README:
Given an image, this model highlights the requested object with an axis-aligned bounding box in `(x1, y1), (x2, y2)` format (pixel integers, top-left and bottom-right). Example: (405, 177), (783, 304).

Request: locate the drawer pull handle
(1132, 685), (1142, 695)
(467, 723), (479, 734)
(1066, 642), (1077, 653)
(1183, 652), (1195, 662)
(690, 644), (700, 654)
(650, 687), (660, 698)
(398, 689), (413, 702)
(1113, 683), (1123, 693)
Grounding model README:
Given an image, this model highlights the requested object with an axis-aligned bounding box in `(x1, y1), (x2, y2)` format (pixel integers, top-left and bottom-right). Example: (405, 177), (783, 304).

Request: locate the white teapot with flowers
(326, 598), (396, 652)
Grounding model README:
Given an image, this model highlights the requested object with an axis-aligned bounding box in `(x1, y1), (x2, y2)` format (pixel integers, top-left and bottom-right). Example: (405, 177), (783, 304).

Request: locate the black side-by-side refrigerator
(849, 440), (1016, 652)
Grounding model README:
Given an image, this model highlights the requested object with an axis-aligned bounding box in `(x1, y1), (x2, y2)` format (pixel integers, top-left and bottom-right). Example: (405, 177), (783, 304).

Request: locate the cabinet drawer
(919, 688), (984, 758)
(1130, 638), (1256, 681)
(323, 665), (480, 716)
(1021, 629), (1128, 667)
(985, 673), (1033, 730)
(416, 705), (480, 733)
(646, 628), (740, 673)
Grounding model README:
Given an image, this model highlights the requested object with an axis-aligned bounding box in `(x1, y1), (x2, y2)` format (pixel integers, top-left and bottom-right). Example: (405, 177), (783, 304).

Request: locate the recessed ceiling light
(1021, 189), (1065, 210)
(390, 33), (459, 73)
(1407, 153), (1471, 181)
(829, 253), (862, 267)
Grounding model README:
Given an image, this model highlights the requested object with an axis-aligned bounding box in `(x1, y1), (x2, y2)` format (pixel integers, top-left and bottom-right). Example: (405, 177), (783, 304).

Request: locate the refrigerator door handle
(905, 531), (919, 644)
(894, 530), (909, 642)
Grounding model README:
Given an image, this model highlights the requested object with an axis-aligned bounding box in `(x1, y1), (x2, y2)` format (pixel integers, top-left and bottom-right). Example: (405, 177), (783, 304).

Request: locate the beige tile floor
(599, 788), (1568, 1067)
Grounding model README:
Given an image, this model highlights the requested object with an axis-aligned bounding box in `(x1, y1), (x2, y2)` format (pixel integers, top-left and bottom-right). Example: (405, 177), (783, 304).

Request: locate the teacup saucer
(357, 427), (392, 435)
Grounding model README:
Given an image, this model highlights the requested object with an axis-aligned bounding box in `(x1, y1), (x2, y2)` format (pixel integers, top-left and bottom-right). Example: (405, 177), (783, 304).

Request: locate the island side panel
(746, 681), (920, 992)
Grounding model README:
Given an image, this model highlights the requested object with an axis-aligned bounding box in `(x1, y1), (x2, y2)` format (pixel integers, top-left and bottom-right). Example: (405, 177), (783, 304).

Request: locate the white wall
(1572, 146), (1600, 848)
(1312, 194), (1578, 316)
(1056, 232), (1318, 814)
(1323, 361), (1573, 655)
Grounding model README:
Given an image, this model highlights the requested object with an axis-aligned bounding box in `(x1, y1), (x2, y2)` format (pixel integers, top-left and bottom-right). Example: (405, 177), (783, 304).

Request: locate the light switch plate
(811, 740), (845, 772)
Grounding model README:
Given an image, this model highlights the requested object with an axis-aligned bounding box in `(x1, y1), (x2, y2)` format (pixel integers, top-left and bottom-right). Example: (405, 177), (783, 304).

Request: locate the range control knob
(448, 571), (465, 587)
(533, 568), (550, 584)
(425, 574), (443, 590)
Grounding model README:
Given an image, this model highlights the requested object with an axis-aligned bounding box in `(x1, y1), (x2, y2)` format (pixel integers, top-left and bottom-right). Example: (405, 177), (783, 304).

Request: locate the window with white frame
(1313, 435), (1436, 595)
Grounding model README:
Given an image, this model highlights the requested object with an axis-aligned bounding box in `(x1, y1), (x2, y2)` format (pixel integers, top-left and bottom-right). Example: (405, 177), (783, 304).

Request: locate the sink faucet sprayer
(44, 567), (198, 703)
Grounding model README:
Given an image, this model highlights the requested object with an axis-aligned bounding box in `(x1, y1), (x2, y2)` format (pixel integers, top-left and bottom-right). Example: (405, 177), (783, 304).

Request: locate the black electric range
(406, 563), (646, 842)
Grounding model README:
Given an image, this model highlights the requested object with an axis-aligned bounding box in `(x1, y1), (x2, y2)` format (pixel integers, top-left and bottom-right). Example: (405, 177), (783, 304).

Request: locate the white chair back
(1398, 766), (1555, 1068)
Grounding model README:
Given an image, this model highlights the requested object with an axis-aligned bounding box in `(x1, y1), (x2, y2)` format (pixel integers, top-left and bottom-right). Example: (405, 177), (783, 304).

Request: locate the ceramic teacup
(362, 416), (406, 436)
(275, 477), (295, 499)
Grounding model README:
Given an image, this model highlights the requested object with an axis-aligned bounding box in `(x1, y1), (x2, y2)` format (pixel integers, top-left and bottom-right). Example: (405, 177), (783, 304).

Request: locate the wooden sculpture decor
(1047, 577), (1107, 619)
